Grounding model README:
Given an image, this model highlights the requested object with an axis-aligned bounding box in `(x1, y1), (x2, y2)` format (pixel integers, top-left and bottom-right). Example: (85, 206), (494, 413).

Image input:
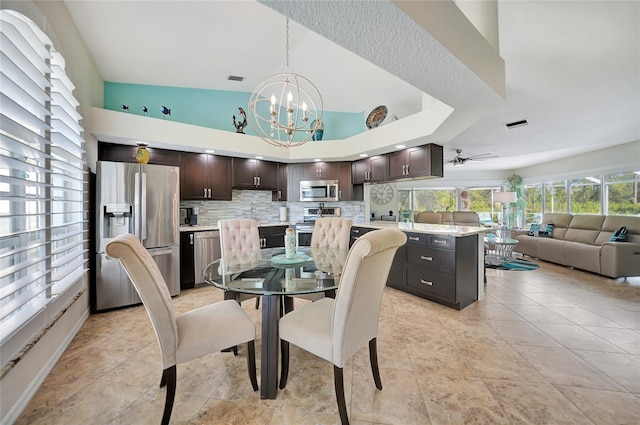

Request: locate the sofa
(414, 211), (481, 226)
(515, 213), (640, 278)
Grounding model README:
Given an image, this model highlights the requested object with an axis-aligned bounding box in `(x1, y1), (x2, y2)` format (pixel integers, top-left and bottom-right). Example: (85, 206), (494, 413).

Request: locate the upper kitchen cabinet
(98, 142), (179, 166)
(300, 161), (340, 180)
(273, 163), (288, 201)
(352, 155), (388, 184)
(387, 144), (444, 180)
(180, 152), (232, 200)
(232, 158), (278, 190)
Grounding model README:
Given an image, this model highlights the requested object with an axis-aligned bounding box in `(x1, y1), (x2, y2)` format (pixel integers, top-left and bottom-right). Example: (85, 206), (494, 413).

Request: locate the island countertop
(353, 221), (489, 237)
(179, 222), (291, 232)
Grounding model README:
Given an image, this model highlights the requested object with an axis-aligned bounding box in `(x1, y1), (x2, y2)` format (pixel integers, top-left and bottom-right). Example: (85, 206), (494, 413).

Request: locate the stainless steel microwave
(299, 180), (339, 202)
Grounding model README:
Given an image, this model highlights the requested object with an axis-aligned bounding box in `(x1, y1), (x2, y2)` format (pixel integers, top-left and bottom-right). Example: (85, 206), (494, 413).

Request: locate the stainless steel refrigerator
(94, 161), (180, 311)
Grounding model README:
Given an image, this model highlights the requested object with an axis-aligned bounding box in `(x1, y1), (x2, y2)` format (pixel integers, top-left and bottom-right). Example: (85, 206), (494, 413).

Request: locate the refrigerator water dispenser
(105, 203), (132, 237)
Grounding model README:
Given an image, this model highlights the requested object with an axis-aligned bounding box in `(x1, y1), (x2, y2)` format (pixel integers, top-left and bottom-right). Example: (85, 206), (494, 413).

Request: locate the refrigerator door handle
(134, 172), (141, 237)
(141, 171), (147, 241)
(149, 247), (173, 256)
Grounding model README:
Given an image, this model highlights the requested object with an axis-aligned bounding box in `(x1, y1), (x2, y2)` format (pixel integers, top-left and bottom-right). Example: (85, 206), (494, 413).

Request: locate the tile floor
(15, 259), (640, 425)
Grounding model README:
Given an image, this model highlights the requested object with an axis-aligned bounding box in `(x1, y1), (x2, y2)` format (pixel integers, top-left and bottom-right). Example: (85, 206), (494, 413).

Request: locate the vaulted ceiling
(63, 0), (639, 171)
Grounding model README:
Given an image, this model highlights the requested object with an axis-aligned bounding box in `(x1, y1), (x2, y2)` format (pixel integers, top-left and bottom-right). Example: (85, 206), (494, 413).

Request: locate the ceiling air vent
(228, 75), (244, 81)
(505, 119), (529, 129)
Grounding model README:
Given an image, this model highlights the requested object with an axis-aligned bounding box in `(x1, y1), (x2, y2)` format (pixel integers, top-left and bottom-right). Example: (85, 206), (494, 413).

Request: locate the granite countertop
(179, 222), (291, 232)
(354, 221), (489, 237)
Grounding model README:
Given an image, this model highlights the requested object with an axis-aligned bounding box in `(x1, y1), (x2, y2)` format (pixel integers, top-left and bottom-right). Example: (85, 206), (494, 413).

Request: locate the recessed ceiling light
(314, 158), (322, 162)
(228, 75), (244, 81)
(205, 149), (215, 154)
(395, 145), (406, 149)
(359, 153), (368, 157)
(256, 156), (263, 159)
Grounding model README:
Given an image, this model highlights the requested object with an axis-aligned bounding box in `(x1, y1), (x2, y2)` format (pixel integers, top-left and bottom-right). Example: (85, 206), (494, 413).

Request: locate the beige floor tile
(457, 341), (546, 383)
(414, 373), (509, 425)
(533, 322), (625, 352)
(407, 340), (477, 378)
(512, 345), (624, 391)
(555, 385), (640, 425)
(484, 379), (593, 424)
(594, 308), (640, 329)
(546, 305), (627, 327)
(484, 320), (563, 347)
(573, 350), (640, 393)
(350, 365), (431, 425)
(582, 326), (640, 355)
(504, 303), (573, 324)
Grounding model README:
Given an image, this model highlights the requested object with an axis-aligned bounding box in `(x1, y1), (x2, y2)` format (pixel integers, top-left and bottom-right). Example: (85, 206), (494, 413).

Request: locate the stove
(295, 207), (341, 246)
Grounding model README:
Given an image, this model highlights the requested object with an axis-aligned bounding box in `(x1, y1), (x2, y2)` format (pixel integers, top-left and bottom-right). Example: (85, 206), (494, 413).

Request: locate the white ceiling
(63, 0), (639, 171)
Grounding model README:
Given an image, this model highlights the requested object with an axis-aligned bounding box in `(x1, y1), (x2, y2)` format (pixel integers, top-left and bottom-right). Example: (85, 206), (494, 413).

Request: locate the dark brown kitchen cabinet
(179, 231), (196, 289)
(180, 152), (232, 200)
(300, 161), (340, 180)
(98, 142), (179, 166)
(259, 225), (288, 248)
(273, 163), (288, 201)
(387, 144), (443, 180)
(232, 158), (278, 190)
(338, 162), (353, 201)
(352, 155), (388, 184)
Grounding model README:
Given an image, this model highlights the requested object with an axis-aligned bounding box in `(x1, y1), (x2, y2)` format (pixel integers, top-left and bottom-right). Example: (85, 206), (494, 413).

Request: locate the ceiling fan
(447, 149), (498, 167)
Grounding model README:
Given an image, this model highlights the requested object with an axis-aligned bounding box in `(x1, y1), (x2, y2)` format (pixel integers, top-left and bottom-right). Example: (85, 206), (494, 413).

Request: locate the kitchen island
(352, 222), (487, 310)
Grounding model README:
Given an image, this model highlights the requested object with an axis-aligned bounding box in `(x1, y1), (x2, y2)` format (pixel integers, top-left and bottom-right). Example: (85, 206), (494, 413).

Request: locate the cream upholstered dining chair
(217, 219), (262, 309)
(278, 228), (407, 425)
(285, 217), (352, 312)
(105, 234), (258, 425)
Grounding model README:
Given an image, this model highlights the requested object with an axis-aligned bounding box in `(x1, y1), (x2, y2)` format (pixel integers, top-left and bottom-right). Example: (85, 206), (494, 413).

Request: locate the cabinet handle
(257, 176), (261, 186)
(367, 171), (371, 181)
(339, 190), (342, 200)
(420, 279), (433, 286)
(433, 239), (447, 245)
(208, 188), (212, 198)
(203, 188), (207, 198)
(353, 229), (360, 234)
(406, 164), (409, 175)
(278, 190), (282, 200)
(408, 236), (419, 241)
(401, 165), (405, 175)
(420, 256), (433, 261)
(189, 234), (194, 244)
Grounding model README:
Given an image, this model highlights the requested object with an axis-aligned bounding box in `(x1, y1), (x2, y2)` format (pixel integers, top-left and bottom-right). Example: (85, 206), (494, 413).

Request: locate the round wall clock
(371, 183), (394, 205)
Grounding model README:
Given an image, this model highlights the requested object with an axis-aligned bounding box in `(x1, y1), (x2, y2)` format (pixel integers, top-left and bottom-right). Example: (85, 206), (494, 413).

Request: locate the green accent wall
(104, 82), (364, 140)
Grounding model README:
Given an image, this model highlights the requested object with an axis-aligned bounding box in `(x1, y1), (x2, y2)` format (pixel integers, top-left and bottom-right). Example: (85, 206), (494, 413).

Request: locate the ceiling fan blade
(467, 153), (498, 160)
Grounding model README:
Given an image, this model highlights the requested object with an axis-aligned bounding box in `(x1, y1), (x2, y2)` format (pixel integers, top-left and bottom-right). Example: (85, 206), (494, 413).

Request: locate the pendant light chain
(285, 18), (290, 69)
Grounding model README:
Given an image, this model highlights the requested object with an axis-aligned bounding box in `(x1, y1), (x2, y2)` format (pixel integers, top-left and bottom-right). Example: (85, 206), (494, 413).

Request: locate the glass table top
(202, 247), (347, 296)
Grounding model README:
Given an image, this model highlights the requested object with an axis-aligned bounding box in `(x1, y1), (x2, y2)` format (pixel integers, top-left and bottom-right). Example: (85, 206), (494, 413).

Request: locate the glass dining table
(202, 246), (348, 399)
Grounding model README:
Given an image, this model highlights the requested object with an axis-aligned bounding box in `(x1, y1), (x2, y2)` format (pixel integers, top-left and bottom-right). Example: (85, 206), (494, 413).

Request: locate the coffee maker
(179, 207), (193, 225)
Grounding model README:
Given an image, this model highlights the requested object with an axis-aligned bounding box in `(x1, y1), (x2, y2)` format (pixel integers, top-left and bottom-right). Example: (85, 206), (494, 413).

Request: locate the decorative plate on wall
(366, 105), (388, 129)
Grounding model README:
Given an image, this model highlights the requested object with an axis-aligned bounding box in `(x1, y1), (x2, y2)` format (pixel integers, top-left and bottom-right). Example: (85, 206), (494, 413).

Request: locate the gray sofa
(515, 213), (640, 278)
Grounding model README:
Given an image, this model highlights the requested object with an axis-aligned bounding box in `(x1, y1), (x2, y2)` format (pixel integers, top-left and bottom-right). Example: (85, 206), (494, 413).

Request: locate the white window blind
(0, 10), (87, 345)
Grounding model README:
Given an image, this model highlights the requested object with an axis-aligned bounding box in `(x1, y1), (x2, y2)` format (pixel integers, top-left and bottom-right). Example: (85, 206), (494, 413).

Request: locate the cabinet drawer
(405, 245), (455, 273)
(406, 268), (455, 301)
(427, 235), (455, 249)
(405, 232), (427, 245)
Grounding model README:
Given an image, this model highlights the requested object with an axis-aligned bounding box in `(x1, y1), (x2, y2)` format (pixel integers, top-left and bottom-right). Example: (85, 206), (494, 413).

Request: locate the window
(0, 10), (87, 345)
(543, 181), (568, 213)
(523, 183), (543, 225)
(604, 172), (640, 215)
(412, 188), (456, 212)
(570, 177), (601, 214)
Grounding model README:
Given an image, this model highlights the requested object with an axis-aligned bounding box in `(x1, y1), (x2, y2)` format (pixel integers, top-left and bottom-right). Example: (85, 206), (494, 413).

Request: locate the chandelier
(248, 18), (323, 148)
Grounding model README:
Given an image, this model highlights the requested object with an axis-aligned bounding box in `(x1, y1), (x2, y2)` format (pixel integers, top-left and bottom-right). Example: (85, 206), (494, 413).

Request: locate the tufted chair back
(218, 219), (262, 266)
(311, 217), (352, 249)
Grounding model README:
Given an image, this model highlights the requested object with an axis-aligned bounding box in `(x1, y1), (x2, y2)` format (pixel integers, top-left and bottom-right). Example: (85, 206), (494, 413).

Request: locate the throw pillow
(610, 226), (628, 242)
(528, 223), (554, 237)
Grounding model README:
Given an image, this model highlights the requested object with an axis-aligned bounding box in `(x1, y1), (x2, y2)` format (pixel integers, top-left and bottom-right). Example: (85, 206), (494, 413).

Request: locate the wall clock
(371, 183), (394, 205)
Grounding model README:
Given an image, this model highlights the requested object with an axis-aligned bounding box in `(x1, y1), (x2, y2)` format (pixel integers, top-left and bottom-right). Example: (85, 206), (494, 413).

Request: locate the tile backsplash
(181, 190), (365, 225)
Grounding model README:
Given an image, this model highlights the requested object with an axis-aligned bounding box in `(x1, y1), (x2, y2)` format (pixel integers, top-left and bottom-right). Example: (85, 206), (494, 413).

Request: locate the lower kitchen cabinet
(401, 232), (478, 310)
(180, 231), (196, 289)
(259, 225), (288, 248)
(352, 226), (479, 310)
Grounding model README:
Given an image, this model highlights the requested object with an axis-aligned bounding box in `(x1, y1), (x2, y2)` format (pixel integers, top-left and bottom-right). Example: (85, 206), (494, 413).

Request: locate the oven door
(296, 227), (313, 247)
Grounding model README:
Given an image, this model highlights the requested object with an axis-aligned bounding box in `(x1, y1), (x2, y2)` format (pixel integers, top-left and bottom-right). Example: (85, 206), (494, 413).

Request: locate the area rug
(486, 258), (540, 271)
